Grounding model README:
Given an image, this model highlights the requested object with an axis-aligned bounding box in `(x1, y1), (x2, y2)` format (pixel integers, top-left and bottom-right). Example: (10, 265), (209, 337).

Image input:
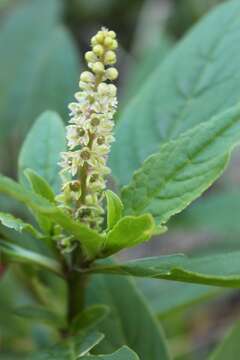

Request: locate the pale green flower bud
(93, 44), (104, 57)
(92, 62), (105, 74)
(97, 83), (109, 96)
(108, 30), (116, 38)
(105, 67), (118, 80)
(85, 51), (97, 63)
(104, 50), (116, 65)
(80, 71), (95, 83)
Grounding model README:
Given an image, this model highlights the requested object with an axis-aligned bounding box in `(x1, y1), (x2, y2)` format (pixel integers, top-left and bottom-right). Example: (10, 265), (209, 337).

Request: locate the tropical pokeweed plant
(2, 1), (240, 358)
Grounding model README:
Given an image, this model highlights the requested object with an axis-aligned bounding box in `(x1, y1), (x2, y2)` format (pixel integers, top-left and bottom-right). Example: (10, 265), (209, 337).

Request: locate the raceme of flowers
(58, 27), (118, 233)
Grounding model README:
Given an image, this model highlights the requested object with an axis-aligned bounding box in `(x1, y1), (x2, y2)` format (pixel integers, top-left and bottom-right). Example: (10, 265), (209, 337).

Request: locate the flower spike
(58, 28), (118, 231)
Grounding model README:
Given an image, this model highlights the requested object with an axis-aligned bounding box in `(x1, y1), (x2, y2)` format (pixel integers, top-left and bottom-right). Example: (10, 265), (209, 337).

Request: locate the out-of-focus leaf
(0, 211), (42, 238)
(81, 346), (140, 359)
(14, 305), (64, 327)
(30, 331), (104, 359)
(0, 240), (62, 276)
(71, 305), (110, 333)
(0, 0), (79, 139)
(136, 278), (224, 316)
(18, 111), (66, 194)
(87, 252), (240, 288)
(86, 271), (171, 360)
(177, 188), (240, 236)
(24, 169), (56, 203)
(111, 0), (240, 185)
(209, 321), (240, 359)
(122, 105), (240, 226)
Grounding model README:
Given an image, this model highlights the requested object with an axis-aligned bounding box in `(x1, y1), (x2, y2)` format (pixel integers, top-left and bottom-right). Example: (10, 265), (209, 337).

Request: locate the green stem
(67, 269), (88, 327)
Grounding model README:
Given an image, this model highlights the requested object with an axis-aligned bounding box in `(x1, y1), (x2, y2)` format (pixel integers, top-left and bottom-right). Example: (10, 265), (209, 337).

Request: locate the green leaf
(177, 188), (240, 236)
(86, 252), (240, 288)
(110, 0), (240, 185)
(209, 321), (240, 359)
(0, 175), (105, 259)
(71, 305), (110, 334)
(86, 270), (171, 360)
(0, 211), (42, 239)
(14, 306), (64, 327)
(137, 278), (224, 317)
(105, 190), (123, 231)
(30, 331), (104, 360)
(122, 105), (240, 225)
(24, 168), (56, 203)
(0, 240), (62, 276)
(81, 346), (139, 359)
(102, 214), (157, 256)
(0, 0), (79, 140)
(19, 111), (66, 193)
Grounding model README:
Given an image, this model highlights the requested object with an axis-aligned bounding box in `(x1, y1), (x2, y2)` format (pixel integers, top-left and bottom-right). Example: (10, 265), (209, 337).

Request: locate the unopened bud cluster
(58, 28), (118, 231)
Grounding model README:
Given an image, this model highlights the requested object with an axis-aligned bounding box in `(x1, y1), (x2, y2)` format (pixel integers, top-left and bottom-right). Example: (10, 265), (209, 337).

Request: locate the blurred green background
(2, 0), (240, 359)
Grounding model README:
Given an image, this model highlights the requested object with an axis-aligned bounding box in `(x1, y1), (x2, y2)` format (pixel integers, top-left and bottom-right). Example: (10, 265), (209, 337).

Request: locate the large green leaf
(86, 252), (240, 288)
(18, 112), (66, 193)
(209, 322), (240, 359)
(110, 0), (240, 185)
(136, 278), (223, 316)
(0, 0), (79, 139)
(30, 331), (104, 360)
(102, 214), (156, 256)
(0, 175), (105, 259)
(122, 105), (240, 225)
(81, 346), (139, 359)
(86, 272), (171, 360)
(177, 188), (240, 236)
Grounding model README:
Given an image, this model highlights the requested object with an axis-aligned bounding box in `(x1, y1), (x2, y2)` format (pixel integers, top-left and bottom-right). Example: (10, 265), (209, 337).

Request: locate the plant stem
(67, 270), (89, 326)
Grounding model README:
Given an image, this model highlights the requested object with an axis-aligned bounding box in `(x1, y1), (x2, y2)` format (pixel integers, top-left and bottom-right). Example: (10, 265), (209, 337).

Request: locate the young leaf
(110, 0), (240, 185)
(0, 175), (105, 259)
(122, 105), (240, 225)
(71, 305), (110, 334)
(105, 190), (123, 231)
(81, 346), (139, 359)
(0, 212), (42, 239)
(208, 321), (240, 360)
(18, 111), (66, 193)
(86, 270), (171, 360)
(0, 240), (62, 276)
(87, 252), (240, 288)
(103, 214), (157, 256)
(24, 168), (55, 203)
(29, 331), (104, 360)
(14, 305), (64, 328)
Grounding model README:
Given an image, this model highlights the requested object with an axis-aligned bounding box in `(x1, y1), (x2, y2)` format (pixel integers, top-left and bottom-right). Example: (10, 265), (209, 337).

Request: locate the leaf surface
(19, 111), (66, 193)
(87, 252), (240, 288)
(209, 322), (240, 359)
(86, 271), (171, 360)
(122, 105), (240, 225)
(81, 346), (139, 359)
(102, 214), (156, 256)
(110, 0), (240, 185)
